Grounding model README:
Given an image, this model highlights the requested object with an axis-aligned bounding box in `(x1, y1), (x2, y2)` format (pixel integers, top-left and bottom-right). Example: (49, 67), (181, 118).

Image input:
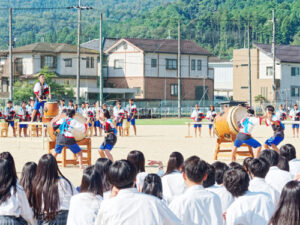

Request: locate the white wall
(279, 63), (300, 102)
(209, 62), (233, 91)
(258, 51), (281, 79)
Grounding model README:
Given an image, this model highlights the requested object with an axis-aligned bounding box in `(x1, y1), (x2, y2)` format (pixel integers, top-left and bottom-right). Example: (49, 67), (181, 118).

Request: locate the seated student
(247, 158), (280, 205)
(161, 152), (186, 204)
(0, 152), (18, 179)
(280, 144), (300, 176)
(142, 174), (163, 200)
(269, 181), (300, 225)
(95, 158), (113, 199)
(0, 159), (35, 225)
(224, 168), (275, 225)
(94, 160), (181, 225)
(169, 156), (222, 225)
(228, 161), (244, 170)
(67, 165), (103, 225)
(259, 150), (293, 193)
(31, 154), (77, 225)
(127, 150), (147, 191)
(278, 156), (290, 172)
(243, 157), (253, 173)
(19, 162), (37, 206)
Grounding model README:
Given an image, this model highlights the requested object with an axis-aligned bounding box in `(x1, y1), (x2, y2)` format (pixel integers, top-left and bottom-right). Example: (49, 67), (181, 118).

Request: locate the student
(67, 100), (74, 109)
(190, 104), (205, 137)
(206, 105), (217, 137)
(224, 168), (275, 225)
(247, 158), (280, 205)
(52, 109), (86, 169)
(19, 162), (37, 206)
(32, 154), (77, 224)
(269, 181), (300, 225)
(169, 156), (222, 225)
(95, 158), (112, 199)
(4, 100), (16, 137)
(289, 104), (300, 138)
(99, 109), (117, 162)
(93, 102), (103, 137)
(161, 152), (185, 204)
(18, 101), (30, 137)
(67, 165), (103, 225)
(260, 150), (293, 193)
(94, 160), (181, 225)
(0, 159), (35, 225)
(243, 156), (253, 173)
(0, 152), (18, 179)
(59, 99), (67, 113)
(86, 102), (94, 137)
(142, 174), (163, 200)
(276, 104), (287, 121)
(126, 99), (137, 136)
(113, 101), (125, 136)
(277, 156), (290, 172)
(229, 161), (244, 170)
(127, 150), (147, 191)
(232, 108), (262, 161)
(280, 143), (300, 176)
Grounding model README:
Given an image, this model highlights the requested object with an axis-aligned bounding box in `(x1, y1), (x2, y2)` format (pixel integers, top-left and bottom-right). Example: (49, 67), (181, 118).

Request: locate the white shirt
(206, 111), (217, 121)
(248, 177), (280, 205)
(190, 110), (204, 122)
(206, 184), (234, 213)
(289, 109), (300, 121)
(276, 109), (287, 121)
(161, 171), (186, 204)
(59, 105), (67, 114)
(55, 118), (86, 138)
(57, 178), (78, 211)
(67, 193), (102, 225)
(226, 191), (275, 225)
(169, 185), (222, 225)
(239, 116), (261, 135)
(33, 82), (48, 97)
(0, 184), (36, 225)
(94, 188), (181, 225)
(289, 158), (300, 176)
(265, 166), (293, 193)
(136, 172), (148, 192)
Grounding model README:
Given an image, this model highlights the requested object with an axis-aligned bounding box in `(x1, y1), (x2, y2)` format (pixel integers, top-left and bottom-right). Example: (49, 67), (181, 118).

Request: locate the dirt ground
(1, 124), (300, 186)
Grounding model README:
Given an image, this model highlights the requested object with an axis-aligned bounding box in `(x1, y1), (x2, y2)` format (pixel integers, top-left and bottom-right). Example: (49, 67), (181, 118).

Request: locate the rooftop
(81, 38), (119, 51)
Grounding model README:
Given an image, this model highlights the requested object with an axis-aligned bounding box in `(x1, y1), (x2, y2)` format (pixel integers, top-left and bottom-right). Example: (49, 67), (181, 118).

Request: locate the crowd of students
(1, 143), (300, 225)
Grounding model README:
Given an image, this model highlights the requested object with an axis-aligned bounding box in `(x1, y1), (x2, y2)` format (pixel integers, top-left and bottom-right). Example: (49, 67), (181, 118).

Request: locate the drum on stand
(44, 102), (59, 118)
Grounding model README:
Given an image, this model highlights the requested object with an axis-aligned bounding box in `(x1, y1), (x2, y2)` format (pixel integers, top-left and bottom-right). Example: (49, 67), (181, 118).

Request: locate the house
(0, 42), (99, 99)
(233, 43), (300, 105)
(209, 57), (233, 99)
(100, 38), (214, 101)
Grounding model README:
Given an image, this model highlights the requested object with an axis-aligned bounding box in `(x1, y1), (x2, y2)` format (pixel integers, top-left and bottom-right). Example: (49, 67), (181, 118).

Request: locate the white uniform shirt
(248, 177), (280, 205)
(169, 185), (223, 225)
(289, 158), (300, 176)
(289, 109), (300, 121)
(226, 191), (275, 225)
(33, 82), (49, 97)
(59, 105), (67, 114)
(136, 172), (148, 192)
(125, 104), (137, 117)
(239, 117), (261, 135)
(18, 107), (28, 120)
(4, 106), (15, 118)
(161, 170), (186, 204)
(57, 178), (78, 211)
(26, 105), (33, 117)
(190, 110), (204, 122)
(55, 118), (86, 138)
(265, 166), (293, 193)
(206, 110), (217, 121)
(113, 107), (125, 120)
(275, 109), (287, 121)
(94, 188), (181, 225)
(67, 193), (102, 225)
(0, 184), (36, 225)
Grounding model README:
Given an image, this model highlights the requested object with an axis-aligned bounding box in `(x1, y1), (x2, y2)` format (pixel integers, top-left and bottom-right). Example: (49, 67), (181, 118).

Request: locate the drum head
(227, 106), (248, 134)
(73, 113), (87, 124)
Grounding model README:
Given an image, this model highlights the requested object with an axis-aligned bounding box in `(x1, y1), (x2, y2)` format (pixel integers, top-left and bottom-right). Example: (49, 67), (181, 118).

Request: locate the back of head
(266, 105), (275, 113)
(212, 161), (229, 185)
(19, 162), (37, 205)
(165, 152), (184, 175)
(142, 174), (163, 200)
(67, 109), (76, 118)
(229, 161), (244, 170)
(243, 157), (253, 172)
(127, 150), (145, 173)
(108, 160), (137, 189)
(0, 152), (17, 179)
(80, 165), (103, 196)
(224, 169), (249, 197)
(183, 156), (208, 183)
(0, 158), (17, 204)
(95, 158), (112, 192)
(248, 158), (270, 178)
(259, 150), (279, 166)
(280, 144), (296, 161)
(278, 156), (290, 172)
(247, 108), (255, 116)
(103, 109), (110, 119)
(203, 164), (215, 188)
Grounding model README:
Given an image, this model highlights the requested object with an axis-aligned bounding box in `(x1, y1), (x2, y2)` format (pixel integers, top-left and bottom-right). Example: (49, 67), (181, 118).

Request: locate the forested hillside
(0, 0), (299, 58)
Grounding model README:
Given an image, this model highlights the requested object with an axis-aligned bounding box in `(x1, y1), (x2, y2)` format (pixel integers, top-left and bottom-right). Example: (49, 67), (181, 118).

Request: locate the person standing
(126, 99), (137, 136)
(289, 104), (300, 138)
(206, 105), (217, 137)
(4, 100), (16, 137)
(18, 101), (30, 137)
(190, 104), (205, 137)
(59, 99), (67, 114)
(113, 101), (125, 136)
(276, 104), (287, 121)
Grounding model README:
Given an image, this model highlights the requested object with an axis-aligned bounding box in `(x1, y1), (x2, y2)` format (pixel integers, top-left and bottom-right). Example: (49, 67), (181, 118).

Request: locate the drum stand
(214, 138), (254, 160)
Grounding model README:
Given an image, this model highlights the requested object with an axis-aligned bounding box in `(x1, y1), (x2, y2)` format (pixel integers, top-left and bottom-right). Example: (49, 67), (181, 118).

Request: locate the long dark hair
(19, 162), (37, 207)
(80, 165), (103, 196)
(32, 154), (73, 220)
(127, 150), (145, 173)
(269, 181), (300, 225)
(95, 158), (113, 192)
(0, 152), (17, 179)
(164, 152), (184, 176)
(0, 158), (17, 204)
(142, 174), (163, 200)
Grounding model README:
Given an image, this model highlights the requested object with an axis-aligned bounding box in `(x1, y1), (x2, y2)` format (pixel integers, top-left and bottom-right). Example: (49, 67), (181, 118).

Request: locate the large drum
(44, 102), (59, 118)
(214, 106), (248, 141)
(48, 113), (87, 142)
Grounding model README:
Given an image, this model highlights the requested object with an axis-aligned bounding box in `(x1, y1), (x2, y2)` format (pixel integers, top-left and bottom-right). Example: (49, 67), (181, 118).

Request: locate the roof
(81, 38), (119, 51)
(106, 38), (212, 55)
(254, 43), (300, 63)
(8, 42), (99, 54)
(209, 56), (231, 63)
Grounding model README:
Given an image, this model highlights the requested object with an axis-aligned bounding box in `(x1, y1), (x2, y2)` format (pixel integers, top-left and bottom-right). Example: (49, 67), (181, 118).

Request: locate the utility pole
(272, 10), (276, 104)
(177, 20), (181, 118)
(9, 8), (13, 101)
(76, 0), (81, 104)
(99, 13), (103, 105)
(248, 22), (252, 107)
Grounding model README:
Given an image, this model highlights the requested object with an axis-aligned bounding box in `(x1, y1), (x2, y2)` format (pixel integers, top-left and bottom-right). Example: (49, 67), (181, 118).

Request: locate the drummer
(4, 100), (16, 137)
(191, 104), (205, 137)
(93, 102), (103, 137)
(86, 102), (94, 136)
(18, 101), (30, 137)
(206, 105), (217, 137)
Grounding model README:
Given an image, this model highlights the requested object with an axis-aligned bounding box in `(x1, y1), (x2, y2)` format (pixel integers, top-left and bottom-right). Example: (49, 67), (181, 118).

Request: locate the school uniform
(67, 193), (102, 225)
(289, 109), (300, 128)
(86, 107), (94, 127)
(94, 188), (181, 225)
(100, 119), (117, 151)
(136, 172), (148, 192)
(125, 104), (137, 125)
(33, 82), (49, 111)
(26, 105), (33, 121)
(161, 170), (186, 204)
(275, 109), (287, 121)
(264, 115), (285, 147)
(4, 106), (16, 127)
(113, 107), (125, 127)
(93, 107), (102, 128)
(0, 184), (35, 225)
(206, 110), (217, 129)
(191, 109), (205, 128)
(248, 177), (280, 205)
(289, 158), (300, 176)
(67, 105), (74, 110)
(169, 185), (223, 225)
(18, 107), (30, 129)
(226, 191), (275, 225)
(59, 105), (67, 114)
(265, 166), (293, 193)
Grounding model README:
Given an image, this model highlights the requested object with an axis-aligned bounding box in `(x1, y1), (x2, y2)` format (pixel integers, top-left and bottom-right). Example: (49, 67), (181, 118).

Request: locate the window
(291, 86), (300, 97)
(166, 59), (177, 70)
(114, 59), (124, 69)
(241, 86), (249, 89)
(15, 58), (23, 74)
(191, 59), (195, 70)
(64, 58), (72, 67)
(266, 67), (273, 76)
(86, 57), (94, 68)
(197, 60), (202, 71)
(41, 55), (56, 69)
(170, 84), (178, 96)
(151, 59), (157, 68)
(261, 87), (268, 99)
(291, 67), (300, 76)
(133, 87), (142, 95)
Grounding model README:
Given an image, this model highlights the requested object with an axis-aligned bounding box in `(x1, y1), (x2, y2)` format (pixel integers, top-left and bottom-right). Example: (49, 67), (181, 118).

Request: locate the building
(209, 57), (233, 99)
(233, 43), (300, 105)
(0, 42), (99, 99)
(100, 38), (213, 100)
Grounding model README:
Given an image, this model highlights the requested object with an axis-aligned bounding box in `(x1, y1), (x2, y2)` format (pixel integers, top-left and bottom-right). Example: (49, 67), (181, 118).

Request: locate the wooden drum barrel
(214, 106), (248, 142)
(43, 102), (59, 118)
